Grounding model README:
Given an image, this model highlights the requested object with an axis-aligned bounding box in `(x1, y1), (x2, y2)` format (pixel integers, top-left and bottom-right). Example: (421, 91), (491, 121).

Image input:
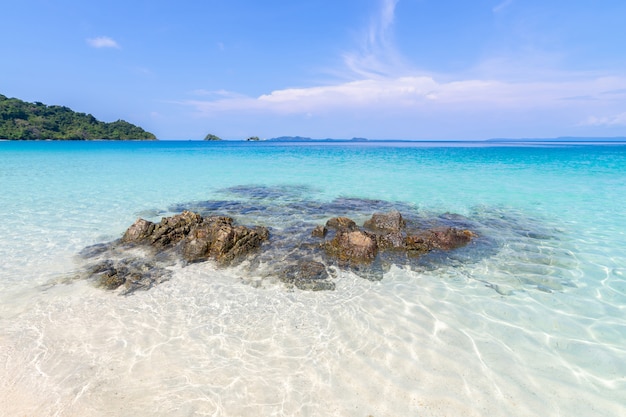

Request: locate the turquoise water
(1, 140), (625, 416)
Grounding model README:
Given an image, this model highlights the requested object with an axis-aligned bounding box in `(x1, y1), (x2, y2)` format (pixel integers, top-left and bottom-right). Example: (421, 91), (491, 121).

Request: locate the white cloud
(189, 89), (248, 99)
(183, 75), (626, 116)
(342, 0), (407, 78)
(582, 112), (626, 127)
(86, 36), (120, 49)
(179, 0), (626, 139)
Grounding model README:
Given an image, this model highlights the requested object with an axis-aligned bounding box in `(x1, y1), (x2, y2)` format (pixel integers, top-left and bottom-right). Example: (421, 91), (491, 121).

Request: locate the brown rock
(405, 227), (474, 253)
(120, 211), (269, 265)
(325, 230), (378, 263)
(311, 225), (328, 238)
(122, 218), (155, 243)
(427, 227), (475, 250)
(182, 217), (269, 264)
(325, 217), (357, 231)
(215, 225), (269, 264)
(364, 211), (405, 232)
(148, 211), (205, 248)
(404, 234), (431, 254)
(375, 231), (405, 249)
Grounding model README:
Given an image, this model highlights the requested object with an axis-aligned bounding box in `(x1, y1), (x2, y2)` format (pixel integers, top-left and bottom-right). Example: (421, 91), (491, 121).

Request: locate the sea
(1, 139), (625, 416)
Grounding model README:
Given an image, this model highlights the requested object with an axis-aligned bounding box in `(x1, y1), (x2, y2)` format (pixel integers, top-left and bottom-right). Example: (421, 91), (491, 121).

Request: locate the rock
(84, 203), (478, 294)
(364, 211), (405, 232)
(148, 211), (205, 248)
(179, 217), (270, 264)
(122, 210), (204, 248)
(361, 211), (407, 249)
(88, 260), (125, 290)
(78, 242), (111, 258)
(325, 230), (378, 263)
(405, 227), (474, 253)
(404, 234), (431, 254)
(374, 231), (405, 249)
(120, 211), (269, 265)
(347, 262), (385, 281)
(213, 225), (269, 264)
(325, 217), (357, 231)
(311, 225), (327, 238)
(88, 258), (172, 294)
(122, 218), (156, 243)
(280, 261), (335, 291)
(428, 227), (474, 250)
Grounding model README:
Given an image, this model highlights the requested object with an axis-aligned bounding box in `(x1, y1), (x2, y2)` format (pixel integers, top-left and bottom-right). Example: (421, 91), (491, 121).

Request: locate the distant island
(203, 134), (260, 141)
(267, 136), (368, 142)
(204, 133), (222, 141)
(487, 137), (626, 142)
(0, 94), (156, 140)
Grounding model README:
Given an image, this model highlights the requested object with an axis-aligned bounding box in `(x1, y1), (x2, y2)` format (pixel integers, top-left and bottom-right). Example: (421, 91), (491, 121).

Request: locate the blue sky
(2, 0), (626, 140)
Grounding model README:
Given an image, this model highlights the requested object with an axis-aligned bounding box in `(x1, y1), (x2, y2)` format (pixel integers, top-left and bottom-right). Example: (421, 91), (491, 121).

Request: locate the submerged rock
(311, 225), (327, 238)
(320, 211), (475, 266)
(325, 216), (358, 231)
(87, 258), (172, 295)
(81, 203), (478, 294)
(279, 261), (336, 291)
(325, 229), (378, 263)
(363, 210), (405, 232)
(405, 227), (475, 253)
(363, 211), (406, 249)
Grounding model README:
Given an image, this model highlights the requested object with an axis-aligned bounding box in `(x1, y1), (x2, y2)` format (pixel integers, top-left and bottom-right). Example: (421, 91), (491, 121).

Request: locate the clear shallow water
(1, 140), (625, 416)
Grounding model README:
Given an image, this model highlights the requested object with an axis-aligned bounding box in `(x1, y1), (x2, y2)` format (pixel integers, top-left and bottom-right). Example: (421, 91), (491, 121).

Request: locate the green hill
(0, 94), (156, 140)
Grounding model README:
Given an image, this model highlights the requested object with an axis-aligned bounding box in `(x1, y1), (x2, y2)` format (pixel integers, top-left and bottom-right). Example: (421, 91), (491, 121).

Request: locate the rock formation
(121, 210), (269, 264)
(81, 207), (476, 294)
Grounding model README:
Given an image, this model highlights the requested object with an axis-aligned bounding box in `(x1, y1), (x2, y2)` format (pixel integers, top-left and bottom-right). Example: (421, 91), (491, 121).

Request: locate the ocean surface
(1, 140), (625, 416)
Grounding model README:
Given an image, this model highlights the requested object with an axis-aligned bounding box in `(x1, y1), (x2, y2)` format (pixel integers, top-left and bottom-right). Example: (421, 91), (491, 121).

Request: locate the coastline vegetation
(204, 133), (222, 141)
(0, 94), (156, 140)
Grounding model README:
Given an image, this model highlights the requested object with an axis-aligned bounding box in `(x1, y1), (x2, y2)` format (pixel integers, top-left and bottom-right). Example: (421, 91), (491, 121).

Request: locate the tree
(0, 94), (156, 140)
(204, 133), (222, 141)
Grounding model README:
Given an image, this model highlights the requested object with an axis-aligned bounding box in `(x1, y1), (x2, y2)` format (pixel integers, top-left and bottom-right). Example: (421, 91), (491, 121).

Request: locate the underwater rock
(87, 258), (172, 295)
(311, 225), (327, 238)
(81, 200), (478, 294)
(405, 227), (475, 253)
(364, 210), (405, 233)
(325, 216), (358, 231)
(279, 260), (336, 291)
(325, 229), (378, 263)
(321, 212), (474, 264)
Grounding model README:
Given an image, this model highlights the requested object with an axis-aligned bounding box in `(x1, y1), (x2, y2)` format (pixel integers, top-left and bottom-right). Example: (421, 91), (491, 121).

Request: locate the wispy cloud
(493, 0), (514, 13)
(582, 112), (626, 127)
(181, 0), (626, 138)
(86, 36), (120, 49)
(342, 0), (407, 78)
(189, 89), (247, 99)
(183, 75), (626, 116)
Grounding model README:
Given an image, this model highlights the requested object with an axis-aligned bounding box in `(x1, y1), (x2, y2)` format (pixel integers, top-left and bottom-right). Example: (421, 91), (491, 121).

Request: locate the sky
(2, 0), (626, 140)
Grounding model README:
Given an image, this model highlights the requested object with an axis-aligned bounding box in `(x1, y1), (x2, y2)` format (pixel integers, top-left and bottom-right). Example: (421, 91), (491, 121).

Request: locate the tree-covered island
(0, 94), (156, 140)
(204, 133), (222, 141)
